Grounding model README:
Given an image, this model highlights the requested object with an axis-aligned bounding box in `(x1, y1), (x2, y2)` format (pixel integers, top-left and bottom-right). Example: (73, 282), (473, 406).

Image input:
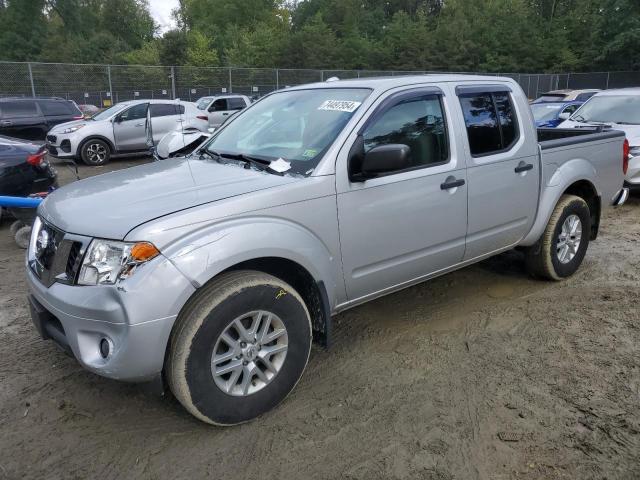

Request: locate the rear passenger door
(456, 85), (540, 260)
(149, 103), (182, 142)
(0, 100), (46, 140)
(337, 88), (468, 301)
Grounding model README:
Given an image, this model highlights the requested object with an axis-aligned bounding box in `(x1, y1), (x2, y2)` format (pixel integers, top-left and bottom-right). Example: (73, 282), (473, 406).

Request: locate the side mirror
(558, 112), (571, 120)
(208, 105), (215, 113)
(359, 144), (411, 179)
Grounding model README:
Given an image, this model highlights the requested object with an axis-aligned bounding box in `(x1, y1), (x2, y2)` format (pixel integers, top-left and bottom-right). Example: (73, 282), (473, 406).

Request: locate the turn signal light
(130, 242), (160, 262)
(623, 139), (630, 175)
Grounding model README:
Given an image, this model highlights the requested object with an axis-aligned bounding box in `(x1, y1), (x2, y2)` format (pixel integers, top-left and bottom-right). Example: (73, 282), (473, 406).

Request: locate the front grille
(65, 242), (82, 283)
(30, 219), (88, 287)
(46, 134), (57, 143)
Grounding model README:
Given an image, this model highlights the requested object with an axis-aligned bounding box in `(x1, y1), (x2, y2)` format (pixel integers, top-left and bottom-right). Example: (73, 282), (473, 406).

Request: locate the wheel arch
(521, 160), (601, 247)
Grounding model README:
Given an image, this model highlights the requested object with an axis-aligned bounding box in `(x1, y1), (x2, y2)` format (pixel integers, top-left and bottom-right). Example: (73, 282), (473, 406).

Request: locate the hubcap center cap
(242, 344), (258, 361)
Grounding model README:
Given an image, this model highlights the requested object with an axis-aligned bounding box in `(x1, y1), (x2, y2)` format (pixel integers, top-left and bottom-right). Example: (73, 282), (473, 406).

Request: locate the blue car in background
(531, 101), (583, 128)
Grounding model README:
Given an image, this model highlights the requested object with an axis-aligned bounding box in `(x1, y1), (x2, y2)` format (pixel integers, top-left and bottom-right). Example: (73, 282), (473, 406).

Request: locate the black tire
(167, 271), (312, 426)
(80, 139), (111, 166)
(10, 220), (25, 237)
(14, 225), (32, 249)
(525, 194), (591, 281)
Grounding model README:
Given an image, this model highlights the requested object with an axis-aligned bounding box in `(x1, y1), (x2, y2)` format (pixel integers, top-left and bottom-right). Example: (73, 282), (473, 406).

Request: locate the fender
(160, 216), (342, 310)
(520, 157), (599, 246)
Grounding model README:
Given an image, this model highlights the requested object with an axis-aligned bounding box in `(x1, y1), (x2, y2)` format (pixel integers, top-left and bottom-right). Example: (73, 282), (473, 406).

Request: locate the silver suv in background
(195, 95), (251, 129)
(46, 99), (209, 165)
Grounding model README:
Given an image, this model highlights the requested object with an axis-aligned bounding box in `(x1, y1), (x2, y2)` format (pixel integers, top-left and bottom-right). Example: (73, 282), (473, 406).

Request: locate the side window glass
(211, 99), (228, 112)
(120, 103), (148, 121)
(38, 100), (75, 116)
(459, 94), (502, 155)
(459, 91), (519, 156)
(493, 93), (518, 148)
(228, 98), (246, 110)
(150, 104), (178, 118)
(362, 95), (448, 170)
(0, 101), (39, 118)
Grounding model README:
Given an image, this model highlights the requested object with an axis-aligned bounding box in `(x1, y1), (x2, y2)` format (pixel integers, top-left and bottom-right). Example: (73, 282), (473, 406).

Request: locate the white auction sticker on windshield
(269, 158), (291, 173)
(318, 100), (362, 113)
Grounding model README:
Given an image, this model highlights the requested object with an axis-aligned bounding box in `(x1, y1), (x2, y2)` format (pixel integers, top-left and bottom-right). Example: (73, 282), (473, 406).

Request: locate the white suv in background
(46, 99), (209, 166)
(558, 88), (640, 188)
(195, 95), (251, 129)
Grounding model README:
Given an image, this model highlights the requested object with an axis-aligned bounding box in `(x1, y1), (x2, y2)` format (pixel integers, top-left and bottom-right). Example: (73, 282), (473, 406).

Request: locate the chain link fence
(1, 61), (639, 106)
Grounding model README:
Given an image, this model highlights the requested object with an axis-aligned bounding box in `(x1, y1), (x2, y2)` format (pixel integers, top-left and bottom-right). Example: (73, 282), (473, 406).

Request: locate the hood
(558, 119), (640, 146)
(49, 119), (90, 132)
(39, 157), (300, 239)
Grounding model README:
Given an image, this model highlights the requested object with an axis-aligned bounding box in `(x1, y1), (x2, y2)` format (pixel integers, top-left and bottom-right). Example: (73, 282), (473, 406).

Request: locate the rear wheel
(167, 271), (312, 425)
(80, 139), (111, 166)
(525, 194), (591, 280)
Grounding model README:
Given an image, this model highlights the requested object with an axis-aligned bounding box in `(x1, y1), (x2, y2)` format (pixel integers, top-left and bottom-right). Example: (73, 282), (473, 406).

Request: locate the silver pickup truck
(26, 75), (628, 425)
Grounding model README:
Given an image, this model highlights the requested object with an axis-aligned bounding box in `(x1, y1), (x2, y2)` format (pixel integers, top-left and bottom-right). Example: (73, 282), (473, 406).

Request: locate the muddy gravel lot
(0, 158), (638, 480)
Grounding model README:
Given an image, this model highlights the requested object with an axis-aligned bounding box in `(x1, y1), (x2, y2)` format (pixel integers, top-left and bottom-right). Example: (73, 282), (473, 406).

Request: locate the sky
(148, 0), (179, 34)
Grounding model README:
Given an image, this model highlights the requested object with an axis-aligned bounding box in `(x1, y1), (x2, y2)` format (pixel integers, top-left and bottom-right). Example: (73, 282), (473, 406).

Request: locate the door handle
(515, 162), (534, 173)
(222, 113), (229, 116)
(440, 178), (465, 190)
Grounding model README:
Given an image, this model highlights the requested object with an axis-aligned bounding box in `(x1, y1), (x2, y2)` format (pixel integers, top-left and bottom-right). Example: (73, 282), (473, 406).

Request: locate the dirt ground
(0, 158), (638, 480)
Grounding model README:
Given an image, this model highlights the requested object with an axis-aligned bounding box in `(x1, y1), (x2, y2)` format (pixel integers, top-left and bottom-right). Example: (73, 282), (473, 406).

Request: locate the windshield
(203, 88), (371, 175)
(90, 104), (127, 121)
(531, 103), (563, 122)
(571, 95), (640, 124)
(196, 97), (213, 110)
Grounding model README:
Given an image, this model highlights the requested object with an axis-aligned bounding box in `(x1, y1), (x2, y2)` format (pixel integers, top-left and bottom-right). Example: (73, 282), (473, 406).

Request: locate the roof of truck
(287, 74), (516, 91)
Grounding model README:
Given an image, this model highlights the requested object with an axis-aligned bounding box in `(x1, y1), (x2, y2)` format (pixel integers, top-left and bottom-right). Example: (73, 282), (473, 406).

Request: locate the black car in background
(0, 135), (57, 197)
(0, 97), (83, 141)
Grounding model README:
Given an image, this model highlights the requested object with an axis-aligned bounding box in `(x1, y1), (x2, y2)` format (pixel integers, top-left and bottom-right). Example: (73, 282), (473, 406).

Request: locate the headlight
(78, 239), (160, 285)
(62, 124), (85, 134)
(629, 146), (640, 157)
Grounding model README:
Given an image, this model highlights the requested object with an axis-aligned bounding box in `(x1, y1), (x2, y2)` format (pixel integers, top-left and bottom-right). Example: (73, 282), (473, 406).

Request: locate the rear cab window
(458, 87), (519, 156)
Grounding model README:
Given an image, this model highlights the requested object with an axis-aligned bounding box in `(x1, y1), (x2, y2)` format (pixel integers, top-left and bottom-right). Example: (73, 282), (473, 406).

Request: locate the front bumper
(626, 155), (640, 186)
(46, 133), (78, 158)
(26, 256), (196, 382)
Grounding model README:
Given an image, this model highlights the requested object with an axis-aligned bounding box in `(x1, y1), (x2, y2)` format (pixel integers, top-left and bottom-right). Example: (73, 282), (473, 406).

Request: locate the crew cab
(26, 75), (628, 426)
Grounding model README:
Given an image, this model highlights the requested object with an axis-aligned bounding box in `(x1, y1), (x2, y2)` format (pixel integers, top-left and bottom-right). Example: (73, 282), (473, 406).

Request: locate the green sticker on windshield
(302, 149), (318, 158)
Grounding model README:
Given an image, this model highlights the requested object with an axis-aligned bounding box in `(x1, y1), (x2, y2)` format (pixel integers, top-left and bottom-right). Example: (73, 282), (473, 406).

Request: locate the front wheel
(525, 194), (591, 281)
(80, 139), (111, 166)
(167, 271), (312, 425)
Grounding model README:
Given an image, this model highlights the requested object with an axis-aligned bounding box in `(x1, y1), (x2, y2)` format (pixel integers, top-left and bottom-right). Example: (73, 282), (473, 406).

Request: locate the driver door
(208, 98), (231, 128)
(113, 102), (149, 151)
(337, 88), (468, 301)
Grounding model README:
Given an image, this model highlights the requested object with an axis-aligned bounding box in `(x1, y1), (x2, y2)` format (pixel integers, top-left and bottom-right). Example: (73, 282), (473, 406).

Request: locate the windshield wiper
(199, 149), (221, 161)
(613, 121), (640, 125)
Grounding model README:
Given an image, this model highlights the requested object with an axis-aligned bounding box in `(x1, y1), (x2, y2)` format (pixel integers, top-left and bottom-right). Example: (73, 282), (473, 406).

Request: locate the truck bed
(537, 126), (624, 150)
